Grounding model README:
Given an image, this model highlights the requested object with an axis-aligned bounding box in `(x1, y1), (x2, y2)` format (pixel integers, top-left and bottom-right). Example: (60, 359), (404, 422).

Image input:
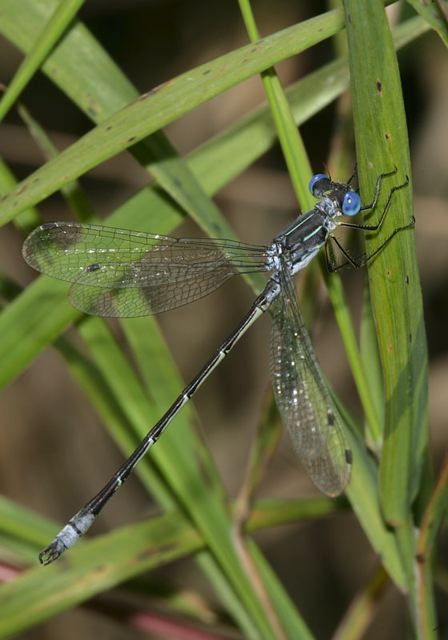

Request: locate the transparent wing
(69, 263), (239, 316)
(23, 222), (269, 316)
(269, 263), (351, 496)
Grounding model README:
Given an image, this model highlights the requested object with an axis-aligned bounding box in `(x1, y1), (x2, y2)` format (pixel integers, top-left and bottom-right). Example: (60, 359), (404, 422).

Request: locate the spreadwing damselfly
(23, 169), (412, 564)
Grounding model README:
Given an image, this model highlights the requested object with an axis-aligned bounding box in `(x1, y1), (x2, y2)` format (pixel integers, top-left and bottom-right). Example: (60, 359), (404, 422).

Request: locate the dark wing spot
(345, 449), (353, 464)
(85, 263), (101, 273)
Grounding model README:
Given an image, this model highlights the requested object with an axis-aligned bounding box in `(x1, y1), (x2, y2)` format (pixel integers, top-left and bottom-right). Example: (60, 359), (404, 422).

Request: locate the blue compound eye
(309, 173), (329, 195)
(342, 191), (361, 216)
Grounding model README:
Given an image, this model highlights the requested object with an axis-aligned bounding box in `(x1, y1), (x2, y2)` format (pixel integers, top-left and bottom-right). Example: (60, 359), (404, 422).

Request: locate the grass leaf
(343, 0), (429, 527)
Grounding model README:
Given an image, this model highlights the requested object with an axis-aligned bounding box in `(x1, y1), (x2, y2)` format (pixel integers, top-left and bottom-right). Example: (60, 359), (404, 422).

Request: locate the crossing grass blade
(17, 105), (96, 222)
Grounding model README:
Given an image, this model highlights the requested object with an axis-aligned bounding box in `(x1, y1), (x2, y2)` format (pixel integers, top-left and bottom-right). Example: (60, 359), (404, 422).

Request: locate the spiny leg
(339, 173), (408, 233)
(359, 167), (398, 212)
(326, 170), (411, 271)
(346, 162), (358, 187)
(325, 216), (415, 273)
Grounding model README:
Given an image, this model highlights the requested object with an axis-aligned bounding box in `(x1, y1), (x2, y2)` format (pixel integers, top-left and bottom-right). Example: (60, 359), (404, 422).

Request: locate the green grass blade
(247, 497), (347, 529)
(0, 0), (86, 123)
(343, 0), (429, 527)
(337, 400), (406, 588)
(238, 0), (313, 205)
(17, 105), (96, 222)
(342, 2), (431, 624)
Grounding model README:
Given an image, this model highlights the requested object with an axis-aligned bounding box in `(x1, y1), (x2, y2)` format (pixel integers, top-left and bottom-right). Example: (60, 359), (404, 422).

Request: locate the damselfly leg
(325, 171), (413, 272)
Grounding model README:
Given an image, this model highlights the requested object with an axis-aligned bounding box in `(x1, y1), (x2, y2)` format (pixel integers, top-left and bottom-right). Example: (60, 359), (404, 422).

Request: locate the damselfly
(23, 169), (412, 564)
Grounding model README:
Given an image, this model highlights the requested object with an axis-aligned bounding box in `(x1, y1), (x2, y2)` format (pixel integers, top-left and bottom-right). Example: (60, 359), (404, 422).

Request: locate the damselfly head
(309, 173), (361, 218)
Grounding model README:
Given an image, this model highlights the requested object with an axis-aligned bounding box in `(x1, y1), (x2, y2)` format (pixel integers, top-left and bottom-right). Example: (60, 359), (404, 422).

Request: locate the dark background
(0, 1), (447, 638)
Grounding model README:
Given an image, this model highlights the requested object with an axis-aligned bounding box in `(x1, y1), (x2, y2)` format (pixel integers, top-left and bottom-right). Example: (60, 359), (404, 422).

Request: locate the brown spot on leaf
(376, 80), (383, 94)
